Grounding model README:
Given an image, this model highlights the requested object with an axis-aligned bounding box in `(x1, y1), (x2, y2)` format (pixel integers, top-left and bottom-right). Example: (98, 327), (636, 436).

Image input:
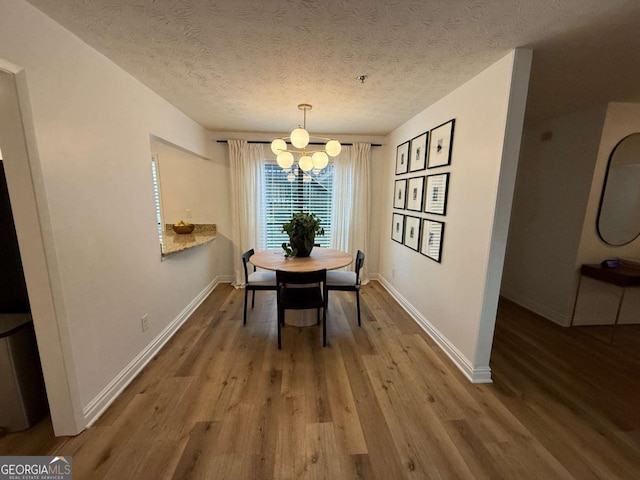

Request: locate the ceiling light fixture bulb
(312, 151), (329, 169)
(290, 127), (309, 148)
(299, 155), (313, 172)
(325, 140), (341, 157)
(276, 151), (294, 169)
(270, 138), (286, 155)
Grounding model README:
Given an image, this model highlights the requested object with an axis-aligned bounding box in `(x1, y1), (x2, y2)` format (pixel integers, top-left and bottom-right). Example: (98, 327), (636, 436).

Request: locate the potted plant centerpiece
(281, 212), (325, 258)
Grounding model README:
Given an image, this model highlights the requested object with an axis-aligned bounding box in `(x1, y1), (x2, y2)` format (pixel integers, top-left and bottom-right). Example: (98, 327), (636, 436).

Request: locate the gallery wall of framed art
(391, 118), (455, 263)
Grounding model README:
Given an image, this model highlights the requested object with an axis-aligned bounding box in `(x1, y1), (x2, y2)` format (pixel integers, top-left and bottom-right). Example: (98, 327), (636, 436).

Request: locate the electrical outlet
(392, 268), (396, 278)
(185, 209), (192, 218)
(141, 314), (149, 332)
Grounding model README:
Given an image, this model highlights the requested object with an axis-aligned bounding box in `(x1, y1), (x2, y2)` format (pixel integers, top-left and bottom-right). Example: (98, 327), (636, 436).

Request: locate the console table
(572, 264), (640, 325)
(580, 264), (640, 287)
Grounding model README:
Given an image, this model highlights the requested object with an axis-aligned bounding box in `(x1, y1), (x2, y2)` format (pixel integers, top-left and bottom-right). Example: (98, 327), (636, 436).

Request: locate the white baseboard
(217, 275), (234, 283)
(500, 290), (571, 326)
(83, 277), (220, 427)
(375, 276), (492, 384)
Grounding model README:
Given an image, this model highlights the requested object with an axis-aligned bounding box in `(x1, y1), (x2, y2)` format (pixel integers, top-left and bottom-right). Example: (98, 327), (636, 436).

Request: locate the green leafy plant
(281, 212), (325, 258)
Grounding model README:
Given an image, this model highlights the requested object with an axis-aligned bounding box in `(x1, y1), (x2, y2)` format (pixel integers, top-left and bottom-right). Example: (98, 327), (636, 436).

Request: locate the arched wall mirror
(597, 133), (640, 246)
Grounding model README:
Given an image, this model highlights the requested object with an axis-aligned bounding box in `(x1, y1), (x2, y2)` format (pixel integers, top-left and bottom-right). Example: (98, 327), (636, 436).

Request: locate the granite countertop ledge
(162, 224), (217, 257)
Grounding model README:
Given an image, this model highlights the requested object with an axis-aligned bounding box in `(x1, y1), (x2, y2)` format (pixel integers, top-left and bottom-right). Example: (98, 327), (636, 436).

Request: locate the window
(264, 164), (334, 249)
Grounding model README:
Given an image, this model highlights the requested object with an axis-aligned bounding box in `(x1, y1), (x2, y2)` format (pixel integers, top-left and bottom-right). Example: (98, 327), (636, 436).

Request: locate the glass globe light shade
(276, 151), (294, 169)
(312, 151), (329, 169)
(271, 138), (287, 155)
(287, 172), (296, 182)
(290, 128), (310, 148)
(303, 174), (312, 183)
(325, 139), (342, 157)
(298, 155), (313, 172)
(312, 168), (321, 175)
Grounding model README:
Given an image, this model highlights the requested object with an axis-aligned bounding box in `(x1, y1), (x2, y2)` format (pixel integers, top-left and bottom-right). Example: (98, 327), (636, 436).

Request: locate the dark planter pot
(290, 234), (315, 257)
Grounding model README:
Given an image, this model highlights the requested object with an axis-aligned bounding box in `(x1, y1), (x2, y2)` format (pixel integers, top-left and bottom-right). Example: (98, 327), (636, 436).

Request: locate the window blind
(151, 157), (163, 245)
(264, 163), (334, 249)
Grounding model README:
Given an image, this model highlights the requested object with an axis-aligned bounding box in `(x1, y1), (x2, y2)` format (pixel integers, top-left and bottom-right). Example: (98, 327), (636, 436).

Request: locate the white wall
(502, 106), (607, 324)
(376, 50), (531, 382)
(0, 0), (224, 434)
(150, 138), (217, 225)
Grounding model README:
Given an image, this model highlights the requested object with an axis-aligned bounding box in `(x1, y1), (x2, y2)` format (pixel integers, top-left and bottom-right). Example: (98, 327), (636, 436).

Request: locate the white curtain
(331, 143), (371, 282)
(229, 140), (265, 286)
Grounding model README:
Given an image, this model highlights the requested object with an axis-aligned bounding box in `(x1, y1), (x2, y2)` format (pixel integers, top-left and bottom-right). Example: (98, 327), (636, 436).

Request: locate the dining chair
(241, 249), (277, 325)
(275, 269), (328, 349)
(326, 250), (365, 326)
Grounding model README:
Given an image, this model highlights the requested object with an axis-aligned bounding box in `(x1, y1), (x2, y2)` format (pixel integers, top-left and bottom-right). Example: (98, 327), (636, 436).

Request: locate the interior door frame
(0, 60), (84, 436)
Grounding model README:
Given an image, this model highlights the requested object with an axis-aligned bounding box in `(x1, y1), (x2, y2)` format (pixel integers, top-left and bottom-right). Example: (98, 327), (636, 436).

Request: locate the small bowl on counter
(172, 223), (195, 234)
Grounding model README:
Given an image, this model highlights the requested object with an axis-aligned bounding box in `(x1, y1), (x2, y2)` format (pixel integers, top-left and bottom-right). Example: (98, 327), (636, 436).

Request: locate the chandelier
(270, 104), (341, 180)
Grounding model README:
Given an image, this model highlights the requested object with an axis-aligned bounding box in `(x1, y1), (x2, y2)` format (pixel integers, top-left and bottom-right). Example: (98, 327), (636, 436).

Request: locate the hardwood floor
(1, 282), (639, 479)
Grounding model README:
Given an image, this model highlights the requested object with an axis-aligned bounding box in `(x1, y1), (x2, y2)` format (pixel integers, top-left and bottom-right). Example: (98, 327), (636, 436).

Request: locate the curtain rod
(216, 139), (382, 147)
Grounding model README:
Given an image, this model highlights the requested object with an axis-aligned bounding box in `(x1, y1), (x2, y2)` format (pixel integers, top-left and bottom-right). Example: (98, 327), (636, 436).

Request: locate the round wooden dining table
(250, 247), (353, 272)
(249, 247), (353, 327)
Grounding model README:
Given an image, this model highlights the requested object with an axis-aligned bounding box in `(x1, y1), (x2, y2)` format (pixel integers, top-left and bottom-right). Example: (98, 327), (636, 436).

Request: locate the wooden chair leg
(277, 307), (282, 349)
(322, 306), (327, 347)
(243, 288), (248, 325)
(356, 290), (361, 326)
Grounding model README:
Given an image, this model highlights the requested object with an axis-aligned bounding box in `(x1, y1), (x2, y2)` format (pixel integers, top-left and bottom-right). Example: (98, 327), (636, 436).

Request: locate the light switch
(186, 209), (192, 218)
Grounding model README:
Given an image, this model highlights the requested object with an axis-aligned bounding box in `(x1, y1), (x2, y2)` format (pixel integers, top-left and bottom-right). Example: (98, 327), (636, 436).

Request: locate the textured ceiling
(25, 0), (640, 134)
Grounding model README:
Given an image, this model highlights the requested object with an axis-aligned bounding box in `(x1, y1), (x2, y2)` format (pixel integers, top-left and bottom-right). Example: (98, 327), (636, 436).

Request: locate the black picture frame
(391, 213), (405, 243)
(393, 179), (407, 209)
(409, 132), (428, 172)
(404, 215), (421, 251)
(420, 219), (444, 262)
(395, 141), (410, 175)
(406, 176), (425, 212)
(424, 172), (450, 215)
(427, 119), (455, 169)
